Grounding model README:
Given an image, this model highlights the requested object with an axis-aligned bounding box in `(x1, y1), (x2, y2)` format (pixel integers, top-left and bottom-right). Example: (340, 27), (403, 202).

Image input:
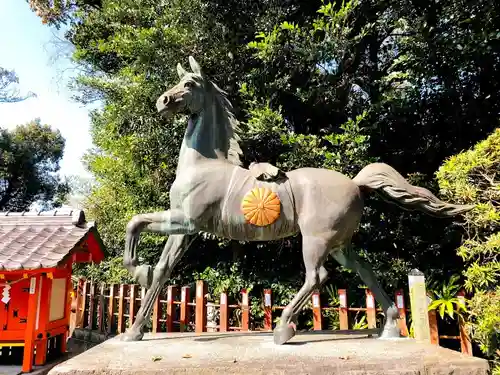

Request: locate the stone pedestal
(48, 332), (489, 375)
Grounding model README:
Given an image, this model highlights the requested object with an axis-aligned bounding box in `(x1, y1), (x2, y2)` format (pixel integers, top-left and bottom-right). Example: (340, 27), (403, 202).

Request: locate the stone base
(48, 331), (490, 375)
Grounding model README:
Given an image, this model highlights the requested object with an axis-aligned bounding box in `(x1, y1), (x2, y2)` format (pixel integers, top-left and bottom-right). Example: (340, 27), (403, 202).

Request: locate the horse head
(156, 56), (207, 118)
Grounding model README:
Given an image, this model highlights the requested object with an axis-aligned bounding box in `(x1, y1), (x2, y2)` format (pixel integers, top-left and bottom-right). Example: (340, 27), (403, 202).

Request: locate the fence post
(241, 289), (250, 331)
(312, 290), (322, 330)
(152, 290), (161, 334)
(75, 278), (85, 329)
(108, 284), (117, 334)
(220, 291), (229, 332)
(87, 282), (96, 329)
(365, 289), (376, 329)
(395, 289), (409, 337)
(263, 289), (273, 331)
(457, 289), (472, 356)
(428, 309), (439, 345)
(408, 269), (431, 343)
(195, 280), (207, 333)
(81, 280), (88, 328)
(129, 284), (138, 328)
(339, 289), (348, 330)
(97, 284), (105, 333)
(180, 286), (190, 332)
(117, 284), (126, 333)
(166, 286), (178, 332)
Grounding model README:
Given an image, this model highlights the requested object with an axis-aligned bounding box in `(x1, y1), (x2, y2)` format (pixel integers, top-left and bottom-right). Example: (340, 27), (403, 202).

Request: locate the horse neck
(177, 93), (237, 170)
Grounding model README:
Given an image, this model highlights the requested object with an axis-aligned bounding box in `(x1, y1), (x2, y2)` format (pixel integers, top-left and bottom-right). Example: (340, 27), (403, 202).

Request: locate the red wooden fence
(71, 278), (471, 355)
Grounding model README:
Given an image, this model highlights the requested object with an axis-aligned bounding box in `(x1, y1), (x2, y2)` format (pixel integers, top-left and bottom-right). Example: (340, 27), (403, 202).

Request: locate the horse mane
(209, 80), (243, 166)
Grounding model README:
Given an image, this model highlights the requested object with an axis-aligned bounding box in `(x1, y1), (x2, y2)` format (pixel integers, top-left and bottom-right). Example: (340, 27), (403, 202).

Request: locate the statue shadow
(144, 329), (379, 346)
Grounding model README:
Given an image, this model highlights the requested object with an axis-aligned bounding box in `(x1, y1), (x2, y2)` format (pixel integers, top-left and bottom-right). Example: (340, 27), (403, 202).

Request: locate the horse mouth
(157, 94), (186, 116)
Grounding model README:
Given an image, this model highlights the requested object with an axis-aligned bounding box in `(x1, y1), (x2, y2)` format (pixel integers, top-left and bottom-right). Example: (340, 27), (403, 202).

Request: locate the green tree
(29, 0), (500, 321)
(437, 128), (500, 372)
(0, 119), (66, 211)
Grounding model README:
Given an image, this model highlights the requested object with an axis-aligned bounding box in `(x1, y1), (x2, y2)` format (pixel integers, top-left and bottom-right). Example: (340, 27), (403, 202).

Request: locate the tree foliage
(30, 0), (500, 336)
(0, 119), (67, 211)
(0, 67), (36, 104)
(437, 129), (500, 370)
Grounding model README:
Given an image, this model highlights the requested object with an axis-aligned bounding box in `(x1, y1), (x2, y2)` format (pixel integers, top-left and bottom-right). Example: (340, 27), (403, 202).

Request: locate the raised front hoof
(120, 330), (144, 342)
(133, 264), (153, 289)
(273, 323), (296, 345)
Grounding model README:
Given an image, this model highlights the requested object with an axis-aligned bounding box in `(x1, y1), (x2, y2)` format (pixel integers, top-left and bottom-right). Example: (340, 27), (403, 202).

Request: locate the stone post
(206, 298), (218, 332)
(408, 269), (431, 343)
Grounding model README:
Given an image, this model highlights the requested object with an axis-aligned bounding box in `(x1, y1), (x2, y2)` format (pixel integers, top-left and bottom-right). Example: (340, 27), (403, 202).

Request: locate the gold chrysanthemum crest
(241, 187), (281, 226)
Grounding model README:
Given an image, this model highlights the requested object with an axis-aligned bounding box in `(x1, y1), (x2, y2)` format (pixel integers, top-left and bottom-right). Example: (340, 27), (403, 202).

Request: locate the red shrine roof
(0, 209), (105, 271)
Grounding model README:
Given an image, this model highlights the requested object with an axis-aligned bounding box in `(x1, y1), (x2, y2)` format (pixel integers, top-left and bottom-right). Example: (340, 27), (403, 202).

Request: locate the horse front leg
(121, 234), (196, 341)
(124, 209), (198, 288)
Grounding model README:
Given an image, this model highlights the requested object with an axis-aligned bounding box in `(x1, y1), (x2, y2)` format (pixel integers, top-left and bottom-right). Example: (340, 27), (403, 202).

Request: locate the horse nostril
(163, 95), (171, 105)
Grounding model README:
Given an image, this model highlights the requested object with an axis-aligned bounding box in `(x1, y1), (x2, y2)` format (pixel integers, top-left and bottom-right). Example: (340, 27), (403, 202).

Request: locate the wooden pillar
(129, 285), (138, 328)
(75, 278), (85, 329)
(457, 290), (472, 356)
(219, 291), (229, 332)
(263, 289), (272, 331)
(339, 289), (348, 330)
(35, 273), (52, 366)
(166, 286), (178, 332)
(152, 292), (161, 334)
(312, 290), (322, 330)
(108, 284), (117, 334)
(395, 289), (409, 337)
(180, 286), (190, 332)
(117, 284), (126, 333)
(22, 275), (41, 373)
(97, 284), (105, 333)
(81, 280), (88, 328)
(365, 289), (376, 329)
(61, 274), (72, 354)
(241, 289), (249, 331)
(195, 281), (207, 333)
(428, 309), (439, 345)
(87, 282), (96, 329)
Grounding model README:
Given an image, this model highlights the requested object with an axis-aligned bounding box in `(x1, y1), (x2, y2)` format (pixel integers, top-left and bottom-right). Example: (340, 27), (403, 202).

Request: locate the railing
(70, 278), (472, 356)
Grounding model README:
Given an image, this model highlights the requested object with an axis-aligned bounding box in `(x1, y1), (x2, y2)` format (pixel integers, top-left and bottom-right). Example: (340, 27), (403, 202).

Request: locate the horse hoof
(378, 304), (403, 339)
(133, 265), (153, 289)
(120, 330), (144, 342)
(379, 326), (403, 339)
(386, 304), (400, 320)
(273, 323), (296, 345)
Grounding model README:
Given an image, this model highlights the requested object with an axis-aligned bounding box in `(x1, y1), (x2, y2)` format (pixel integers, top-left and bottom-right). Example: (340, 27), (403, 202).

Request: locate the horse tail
(352, 163), (474, 217)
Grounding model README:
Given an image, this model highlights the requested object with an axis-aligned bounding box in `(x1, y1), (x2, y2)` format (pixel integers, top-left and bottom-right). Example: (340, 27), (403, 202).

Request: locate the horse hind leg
(274, 235), (331, 345)
(331, 244), (401, 339)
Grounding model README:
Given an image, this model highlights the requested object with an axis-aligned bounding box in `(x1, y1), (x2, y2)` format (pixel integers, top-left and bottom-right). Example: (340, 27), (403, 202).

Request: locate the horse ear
(188, 56), (202, 75)
(177, 63), (187, 78)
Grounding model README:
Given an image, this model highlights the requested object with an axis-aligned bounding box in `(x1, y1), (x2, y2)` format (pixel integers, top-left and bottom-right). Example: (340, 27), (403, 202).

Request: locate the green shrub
(437, 128), (500, 371)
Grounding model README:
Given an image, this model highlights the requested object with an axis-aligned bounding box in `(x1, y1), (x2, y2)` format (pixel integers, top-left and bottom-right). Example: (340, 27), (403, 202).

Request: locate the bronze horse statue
(121, 56), (473, 344)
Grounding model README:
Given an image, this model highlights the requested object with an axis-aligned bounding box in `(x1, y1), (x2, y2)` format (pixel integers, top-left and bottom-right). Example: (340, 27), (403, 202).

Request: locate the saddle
(248, 162), (288, 182)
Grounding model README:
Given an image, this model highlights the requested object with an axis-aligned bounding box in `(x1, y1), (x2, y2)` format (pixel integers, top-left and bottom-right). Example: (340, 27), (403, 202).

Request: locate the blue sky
(0, 0), (94, 177)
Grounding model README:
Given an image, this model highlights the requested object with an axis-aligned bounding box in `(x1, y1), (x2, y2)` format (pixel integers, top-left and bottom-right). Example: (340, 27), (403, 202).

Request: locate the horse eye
(184, 81), (195, 89)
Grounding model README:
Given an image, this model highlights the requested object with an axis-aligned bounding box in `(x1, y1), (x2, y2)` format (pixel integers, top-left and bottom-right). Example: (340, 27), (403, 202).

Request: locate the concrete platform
(48, 331), (490, 375)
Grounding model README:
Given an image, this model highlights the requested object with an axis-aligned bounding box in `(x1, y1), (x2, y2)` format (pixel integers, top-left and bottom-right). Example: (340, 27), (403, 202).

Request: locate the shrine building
(0, 209), (105, 372)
